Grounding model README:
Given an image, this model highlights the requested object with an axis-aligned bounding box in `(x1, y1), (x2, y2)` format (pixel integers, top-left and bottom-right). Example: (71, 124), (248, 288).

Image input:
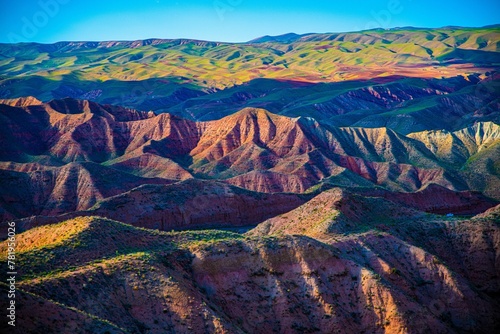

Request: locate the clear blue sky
(1, 0), (499, 43)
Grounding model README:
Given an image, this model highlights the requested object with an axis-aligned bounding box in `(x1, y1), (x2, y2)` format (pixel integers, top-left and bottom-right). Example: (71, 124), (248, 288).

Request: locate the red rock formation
(1, 98), (498, 223)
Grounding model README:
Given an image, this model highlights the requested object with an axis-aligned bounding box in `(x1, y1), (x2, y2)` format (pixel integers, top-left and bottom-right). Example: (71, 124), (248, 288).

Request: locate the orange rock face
(1, 98), (498, 223)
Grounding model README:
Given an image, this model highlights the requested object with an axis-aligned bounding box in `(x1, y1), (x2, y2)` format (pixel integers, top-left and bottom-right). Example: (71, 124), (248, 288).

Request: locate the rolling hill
(0, 27), (498, 114)
(2, 206), (499, 333)
(1, 27), (499, 89)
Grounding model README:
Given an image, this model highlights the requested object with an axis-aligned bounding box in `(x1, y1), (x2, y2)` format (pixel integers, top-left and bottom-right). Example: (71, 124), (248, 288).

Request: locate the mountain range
(1, 26), (500, 333)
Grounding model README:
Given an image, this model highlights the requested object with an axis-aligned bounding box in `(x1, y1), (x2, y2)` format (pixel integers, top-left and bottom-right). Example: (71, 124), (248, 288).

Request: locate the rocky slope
(1, 97), (499, 223)
(250, 188), (500, 298)
(4, 179), (311, 237)
(2, 208), (499, 334)
(0, 161), (172, 220)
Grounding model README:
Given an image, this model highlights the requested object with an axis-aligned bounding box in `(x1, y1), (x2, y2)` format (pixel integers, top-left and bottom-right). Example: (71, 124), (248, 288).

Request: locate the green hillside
(1, 27), (498, 89)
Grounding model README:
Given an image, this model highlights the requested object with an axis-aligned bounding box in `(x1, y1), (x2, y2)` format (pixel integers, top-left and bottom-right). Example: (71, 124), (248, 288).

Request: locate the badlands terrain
(0, 26), (500, 333)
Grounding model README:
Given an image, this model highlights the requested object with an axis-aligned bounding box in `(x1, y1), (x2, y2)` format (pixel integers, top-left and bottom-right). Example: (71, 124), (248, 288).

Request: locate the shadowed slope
(6, 179), (312, 234)
(2, 211), (498, 333)
(75, 179), (311, 230)
(0, 162), (171, 221)
(0, 284), (126, 334)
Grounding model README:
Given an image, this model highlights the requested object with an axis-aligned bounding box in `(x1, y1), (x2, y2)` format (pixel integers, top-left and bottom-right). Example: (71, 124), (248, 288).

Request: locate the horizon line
(1, 24), (499, 45)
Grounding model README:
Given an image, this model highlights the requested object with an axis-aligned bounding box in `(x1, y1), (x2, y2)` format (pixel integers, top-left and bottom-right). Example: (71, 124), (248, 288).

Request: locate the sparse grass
(0, 216), (92, 258)
(0, 215), (251, 281)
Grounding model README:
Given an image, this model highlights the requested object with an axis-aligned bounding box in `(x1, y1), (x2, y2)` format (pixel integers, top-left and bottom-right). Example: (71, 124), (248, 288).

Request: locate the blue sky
(1, 0), (499, 43)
